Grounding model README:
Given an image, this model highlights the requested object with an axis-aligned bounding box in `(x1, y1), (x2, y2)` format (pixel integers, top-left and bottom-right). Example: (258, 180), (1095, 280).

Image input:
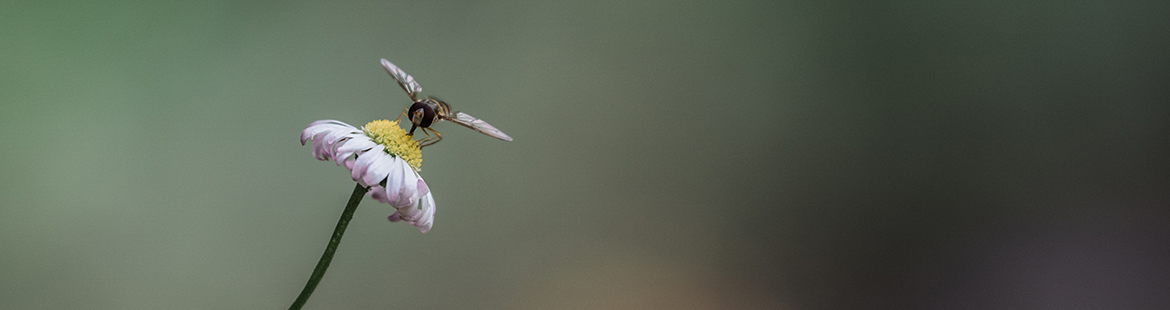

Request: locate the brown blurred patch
(505, 242), (783, 310)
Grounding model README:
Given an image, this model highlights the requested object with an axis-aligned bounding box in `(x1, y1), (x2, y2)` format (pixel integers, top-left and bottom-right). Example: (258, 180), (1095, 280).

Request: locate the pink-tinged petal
(308, 126), (357, 161)
(312, 135), (337, 160)
(396, 206), (420, 222)
(307, 119), (354, 129)
(320, 130), (360, 159)
(315, 127), (355, 146)
(311, 140), (329, 160)
(302, 121), (356, 146)
(395, 185), (423, 222)
(333, 137), (376, 166)
(381, 181), (434, 233)
(325, 137), (352, 160)
(343, 158), (355, 170)
(391, 162), (420, 209)
(301, 120), (354, 145)
(328, 131), (362, 155)
(325, 129), (354, 144)
(349, 146), (384, 186)
(369, 185), (389, 203)
(383, 158), (406, 204)
(416, 178), (430, 197)
(393, 189), (419, 219)
(310, 132), (332, 158)
(382, 184), (396, 206)
(300, 130), (313, 145)
(414, 192), (436, 233)
(361, 152), (394, 187)
(324, 130), (360, 147)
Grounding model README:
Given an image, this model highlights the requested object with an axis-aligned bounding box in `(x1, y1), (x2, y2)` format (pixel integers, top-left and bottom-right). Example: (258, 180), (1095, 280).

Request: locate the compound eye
(408, 101), (435, 127)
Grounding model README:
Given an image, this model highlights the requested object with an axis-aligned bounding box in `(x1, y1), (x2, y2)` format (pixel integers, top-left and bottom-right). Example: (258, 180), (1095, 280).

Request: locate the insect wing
(380, 58), (423, 100)
(448, 111), (514, 142)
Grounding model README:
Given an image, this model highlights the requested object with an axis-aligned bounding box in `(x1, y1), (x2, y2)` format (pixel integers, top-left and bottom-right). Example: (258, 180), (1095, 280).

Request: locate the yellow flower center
(362, 120), (423, 171)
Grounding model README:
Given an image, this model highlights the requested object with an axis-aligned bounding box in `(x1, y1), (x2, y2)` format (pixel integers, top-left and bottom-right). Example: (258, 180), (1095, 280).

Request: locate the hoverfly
(380, 58), (513, 148)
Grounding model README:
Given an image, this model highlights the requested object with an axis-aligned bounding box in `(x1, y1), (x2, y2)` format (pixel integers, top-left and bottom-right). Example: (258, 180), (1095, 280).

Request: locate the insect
(380, 58), (513, 148)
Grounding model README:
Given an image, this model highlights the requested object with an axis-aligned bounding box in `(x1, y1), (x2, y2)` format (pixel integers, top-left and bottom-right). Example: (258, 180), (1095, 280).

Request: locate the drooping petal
(385, 190), (434, 232)
(321, 129), (360, 158)
(301, 120), (355, 145)
(333, 136), (376, 166)
(395, 194), (423, 222)
(369, 185), (389, 203)
(383, 157), (406, 204)
(361, 152), (394, 187)
(412, 192), (436, 233)
(396, 208), (418, 223)
(311, 132), (338, 160)
(389, 161), (419, 209)
(306, 124), (360, 161)
(416, 178), (430, 197)
(311, 138), (331, 160)
(350, 146), (385, 186)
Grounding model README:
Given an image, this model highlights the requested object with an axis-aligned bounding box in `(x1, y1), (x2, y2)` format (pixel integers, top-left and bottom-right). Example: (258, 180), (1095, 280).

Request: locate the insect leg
(395, 107), (408, 123)
(418, 128), (443, 148)
(413, 127), (433, 146)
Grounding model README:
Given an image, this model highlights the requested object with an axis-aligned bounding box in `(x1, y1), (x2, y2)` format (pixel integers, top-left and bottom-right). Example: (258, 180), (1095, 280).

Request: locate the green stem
(289, 183), (368, 310)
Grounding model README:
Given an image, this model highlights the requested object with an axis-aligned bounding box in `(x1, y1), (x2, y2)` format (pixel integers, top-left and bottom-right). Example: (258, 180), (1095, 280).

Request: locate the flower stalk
(288, 183), (368, 310)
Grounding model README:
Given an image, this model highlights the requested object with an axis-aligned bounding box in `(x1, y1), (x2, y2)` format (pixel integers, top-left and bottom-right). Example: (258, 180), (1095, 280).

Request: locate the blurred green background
(2, 0), (1169, 309)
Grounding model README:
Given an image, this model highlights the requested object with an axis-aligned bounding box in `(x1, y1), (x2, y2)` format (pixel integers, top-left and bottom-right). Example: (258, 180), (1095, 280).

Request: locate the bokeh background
(2, 0), (1169, 309)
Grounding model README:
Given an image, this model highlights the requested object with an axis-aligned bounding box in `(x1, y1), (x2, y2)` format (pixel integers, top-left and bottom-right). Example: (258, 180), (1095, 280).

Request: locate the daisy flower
(300, 119), (436, 233)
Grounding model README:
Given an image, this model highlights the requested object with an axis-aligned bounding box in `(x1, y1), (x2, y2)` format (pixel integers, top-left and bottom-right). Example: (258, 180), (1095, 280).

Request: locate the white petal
(307, 125), (358, 161)
(395, 184), (423, 222)
(321, 130), (360, 159)
(350, 146), (385, 186)
(361, 152), (394, 187)
(333, 136), (376, 166)
(373, 169), (434, 233)
(414, 192), (436, 233)
(301, 120), (355, 145)
(308, 120), (354, 129)
(396, 205), (419, 222)
(383, 157), (406, 204)
(390, 161), (420, 209)
(303, 125), (354, 149)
